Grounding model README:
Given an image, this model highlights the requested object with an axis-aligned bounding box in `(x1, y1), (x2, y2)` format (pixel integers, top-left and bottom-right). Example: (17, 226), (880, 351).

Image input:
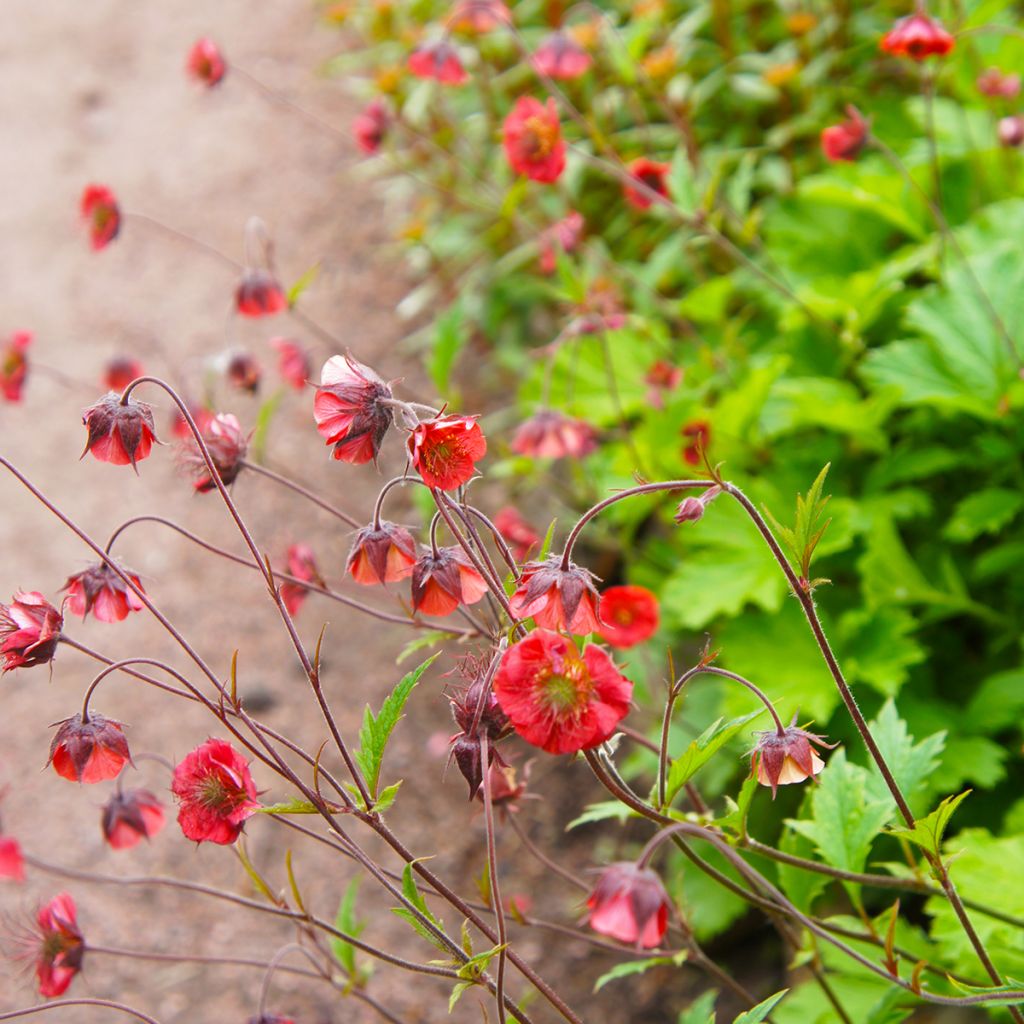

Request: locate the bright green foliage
(677, 989), (718, 1024)
(391, 862), (448, 953)
(593, 952), (687, 993)
(733, 990), (788, 1022)
(888, 790), (971, 859)
(763, 464), (832, 583)
(331, 878), (370, 985)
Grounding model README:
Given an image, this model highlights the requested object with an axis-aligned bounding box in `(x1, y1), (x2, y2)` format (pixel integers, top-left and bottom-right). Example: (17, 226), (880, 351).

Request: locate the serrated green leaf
(836, 609), (925, 698)
(714, 776), (759, 840)
(887, 790), (971, 857)
(733, 989), (788, 1022)
(944, 487), (1024, 542)
(287, 263), (320, 306)
(392, 863), (447, 953)
(448, 980), (473, 1012)
(255, 799), (324, 815)
(677, 989), (718, 1024)
(331, 877), (364, 976)
(594, 953), (685, 993)
(864, 699), (945, 812)
(566, 800), (635, 831)
(374, 780), (402, 813)
(396, 631), (451, 665)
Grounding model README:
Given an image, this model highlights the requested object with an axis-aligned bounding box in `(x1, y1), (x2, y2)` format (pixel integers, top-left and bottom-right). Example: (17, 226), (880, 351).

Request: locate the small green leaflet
(763, 463), (832, 581)
(593, 952), (687, 993)
(428, 300), (466, 396)
(287, 263), (320, 306)
(714, 776), (759, 841)
(566, 800), (635, 831)
(395, 630), (451, 665)
(732, 988), (788, 1022)
(391, 862), (448, 952)
(255, 799), (326, 815)
(446, 942), (506, 1010)
(355, 655), (438, 802)
(677, 989), (718, 1024)
(887, 790), (971, 858)
(330, 877), (366, 979)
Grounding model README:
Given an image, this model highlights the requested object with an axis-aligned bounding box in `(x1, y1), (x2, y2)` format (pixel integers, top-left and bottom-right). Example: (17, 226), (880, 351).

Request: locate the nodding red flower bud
(880, 8), (954, 60)
(977, 67), (1021, 98)
(411, 546), (489, 617)
(408, 414), (487, 490)
(80, 184), (121, 251)
(597, 585), (660, 649)
(235, 269), (288, 318)
(450, 0), (511, 32)
(226, 351), (262, 394)
(280, 543), (322, 616)
(347, 522), (417, 586)
(408, 40), (469, 85)
(512, 410), (598, 460)
(538, 210), (584, 274)
(1, 331), (32, 402)
(62, 562), (145, 623)
(681, 418), (711, 466)
(102, 356), (144, 393)
(623, 158), (670, 211)
(0, 835), (25, 881)
(178, 412), (249, 492)
(673, 485), (722, 525)
(101, 788), (166, 850)
(313, 355), (394, 465)
(187, 37), (227, 87)
(494, 631), (633, 754)
(270, 337), (312, 390)
(33, 892), (85, 997)
(503, 96), (566, 184)
(586, 863), (670, 949)
(509, 556), (601, 634)
(531, 31), (593, 80)
(81, 393), (159, 469)
(750, 721), (835, 798)
(821, 106), (870, 162)
(450, 733), (488, 799)
(353, 98), (391, 155)
(171, 738), (260, 845)
(493, 507), (541, 562)
(998, 115), (1024, 148)
(48, 713), (132, 784)
(0, 592), (62, 672)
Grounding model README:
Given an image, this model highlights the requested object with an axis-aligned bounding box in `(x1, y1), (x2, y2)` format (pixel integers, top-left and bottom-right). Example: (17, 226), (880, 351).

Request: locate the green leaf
(374, 780), (402, 813)
(677, 989), (718, 1024)
(668, 145), (698, 215)
(593, 953), (685, 993)
(733, 989), (788, 1022)
(864, 699), (945, 812)
(762, 464), (832, 580)
(566, 800), (635, 831)
(836, 609), (925, 698)
(714, 776), (758, 841)
(944, 487), (1024, 542)
(255, 799), (325, 815)
(887, 790), (971, 857)
(448, 980), (473, 1012)
(391, 862), (448, 952)
(287, 263), (320, 306)
(428, 300), (466, 397)
(775, 805), (830, 912)
(395, 631), (451, 665)
(331, 878), (364, 977)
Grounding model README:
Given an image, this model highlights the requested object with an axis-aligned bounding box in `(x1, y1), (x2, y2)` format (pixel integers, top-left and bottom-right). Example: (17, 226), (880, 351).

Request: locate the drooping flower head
(977, 67), (1021, 99)
(568, 277), (628, 335)
(509, 556), (601, 634)
(408, 414), (487, 490)
(235, 270), (288, 318)
(493, 507), (541, 562)
(313, 355), (394, 465)
(531, 31), (593, 80)
(512, 410), (598, 460)
(597, 585), (660, 649)
(538, 211), (585, 274)
(644, 359), (683, 408)
(408, 40), (469, 84)
(48, 713), (131, 784)
(347, 522), (418, 585)
(171, 738), (260, 845)
(750, 721), (835, 798)
(101, 788), (166, 850)
(0, 835), (25, 881)
(673, 484), (722, 525)
(187, 38), (227, 87)
(504, 97), (566, 183)
(623, 158), (670, 210)
(880, 8), (954, 59)
(80, 185), (121, 250)
(450, 0), (511, 33)
(270, 337), (312, 390)
(494, 631), (633, 754)
(178, 412), (249, 492)
(411, 546), (489, 617)
(0, 592), (62, 672)
(81, 392), (158, 469)
(1, 331), (32, 402)
(998, 115), (1024, 148)
(62, 562), (145, 623)
(32, 893), (85, 997)
(821, 106), (869, 162)
(353, 97), (391, 154)
(586, 862), (670, 949)
(226, 351), (262, 394)
(681, 419), (711, 466)
(102, 356), (144, 393)
(280, 543), (322, 616)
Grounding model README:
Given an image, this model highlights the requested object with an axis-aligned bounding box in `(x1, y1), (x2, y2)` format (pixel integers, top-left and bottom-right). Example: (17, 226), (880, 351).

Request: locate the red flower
(569, 279), (628, 335)
(673, 484), (722, 524)
(62, 562), (146, 623)
(751, 722), (834, 798)
(101, 788), (166, 850)
(411, 547), (489, 617)
(532, 31), (592, 80)
(226, 351), (262, 394)
(313, 354), (394, 465)
(102, 356), (144, 393)
(408, 40), (469, 85)
(623, 158), (670, 210)
(171, 738), (260, 845)
(178, 412), (249, 492)
(0, 592), (62, 672)
(644, 359), (683, 408)
(999, 115), (1024, 148)
(270, 337), (312, 390)
(597, 585), (659, 649)
(493, 507), (541, 562)
(821, 106), (869, 162)
(80, 185), (121, 251)
(880, 8), (954, 60)
(33, 892), (85, 997)
(235, 270), (288, 317)
(0, 835), (25, 881)
(977, 67), (1021, 98)
(280, 543), (322, 616)
(512, 410), (597, 460)
(681, 419), (711, 466)
(170, 404), (214, 440)
(494, 631), (632, 754)
(509, 557), (601, 633)
(586, 863), (670, 949)
(450, 0), (511, 32)
(503, 97), (566, 183)
(48, 713), (131, 784)
(187, 38), (227, 87)
(347, 522), (417, 585)
(81, 392), (158, 469)
(538, 211), (584, 274)
(408, 414), (487, 490)
(353, 97), (390, 154)
(1, 331), (32, 402)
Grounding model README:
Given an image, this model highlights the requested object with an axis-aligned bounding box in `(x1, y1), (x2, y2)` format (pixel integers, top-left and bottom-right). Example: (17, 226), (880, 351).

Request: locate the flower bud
(408, 40), (468, 85)
(235, 269), (287, 318)
(186, 38), (227, 87)
(673, 485), (722, 525)
(999, 115), (1024, 148)
(1, 331), (32, 402)
(226, 351), (262, 394)
(750, 721), (835, 798)
(347, 522), (418, 585)
(508, 556), (601, 634)
(48, 713), (132, 784)
(80, 184), (120, 250)
(0, 835), (25, 881)
(586, 862), (670, 949)
(411, 547), (489, 617)
(512, 410), (597, 460)
(101, 788), (166, 850)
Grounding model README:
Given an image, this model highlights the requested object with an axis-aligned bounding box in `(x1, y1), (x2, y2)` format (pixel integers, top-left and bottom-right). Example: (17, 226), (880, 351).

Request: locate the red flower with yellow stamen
(1, 331), (32, 402)
(171, 738), (260, 845)
(408, 414), (486, 490)
(503, 97), (566, 184)
(597, 585), (660, 649)
(32, 892), (85, 997)
(80, 184), (121, 250)
(0, 592), (62, 672)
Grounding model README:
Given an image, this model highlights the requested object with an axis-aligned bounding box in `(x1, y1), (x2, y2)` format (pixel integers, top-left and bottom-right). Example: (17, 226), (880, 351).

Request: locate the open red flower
(821, 106), (869, 162)
(178, 412), (249, 492)
(450, 0), (511, 32)
(0, 592), (62, 672)
(0, 835), (25, 881)
(751, 721), (835, 797)
(33, 892), (84, 997)
(172, 738), (260, 845)
(408, 40), (469, 84)
(586, 863), (670, 949)
(493, 507), (541, 562)
(408, 414), (487, 490)
(347, 521), (418, 585)
(62, 562), (145, 623)
(1, 331), (31, 402)
(280, 543), (322, 616)
(538, 211), (584, 274)
(623, 158), (670, 210)
(101, 788), (166, 850)
(103, 356), (144, 392)
(681, 419), (711, 466)
(353, 97), (390, 154)
(235, 270), (288, 317)
(81, 392), (158, 469)
(80, 185), (120, 250)
(187, 38), (227, 87)
(494, 631), (632, 754)
(411, 546), (489, 617)
(226, 351), (262, 394)
(512, 410), (597, 460)
(509, 557), (601, 633)
(880, 8), (954, 59)
(314, 355), (394, 465)
(597, 585), (659, 649)
(270, 337), (312, 390)
(504, 97), (566, 183)
(48, 713), (131, 784)
(532, 31), (592, 80)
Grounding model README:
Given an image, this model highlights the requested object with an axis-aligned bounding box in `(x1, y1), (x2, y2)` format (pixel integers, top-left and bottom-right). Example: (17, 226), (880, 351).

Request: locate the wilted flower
(998, 115), (1024, 148)
(509, 556), (601, 634)
(280, 543), (322, 616)
(673, 485), (722, 524)
(532, 31), (592, 80)
(347, 522), (417, 585)
(313, 354), (394, 465)
(1, 331), (32, 402)
(102, 356), (144, 393)
(0, 835), (25, 881)
(101, 788), (166, 850)
(512, 410), (598, 460)
(171, 738), (260, 845)
(538, 211), (584, 274)
(270, 337), (312, 390)
(750, 721), (835, 797)
(80, 184), (121, 250)
(494, 631), (633, 754)
(187, 37), (227, 87)
(179, 412), (249, 492)
(880, 8), (954, 59)
(62, 562), (145, 623)
(81, 392), (158, 469)
(977, 67), (1021, 98)
(623, 158), (670, 210)
(586, 862), (670, 949)
(681, 419), (711, 466)
(235, 269), (288, 318)
(353, 97), (391, 154)
(408, 414), (487, 490)
(32, 892), (85, 997)
(821, 106), (870, 162)
(493, 507), (541, 562)
(504, 97), (566, 183)
(408, 40), (469, 85)
(597, 585), (660, 649)
(450, 0), (511, 32)
(226, 351), (262, 394)
(48, 713), (131, 784)
(0, 592), (62, 672)
(411, 546), (489, 616)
